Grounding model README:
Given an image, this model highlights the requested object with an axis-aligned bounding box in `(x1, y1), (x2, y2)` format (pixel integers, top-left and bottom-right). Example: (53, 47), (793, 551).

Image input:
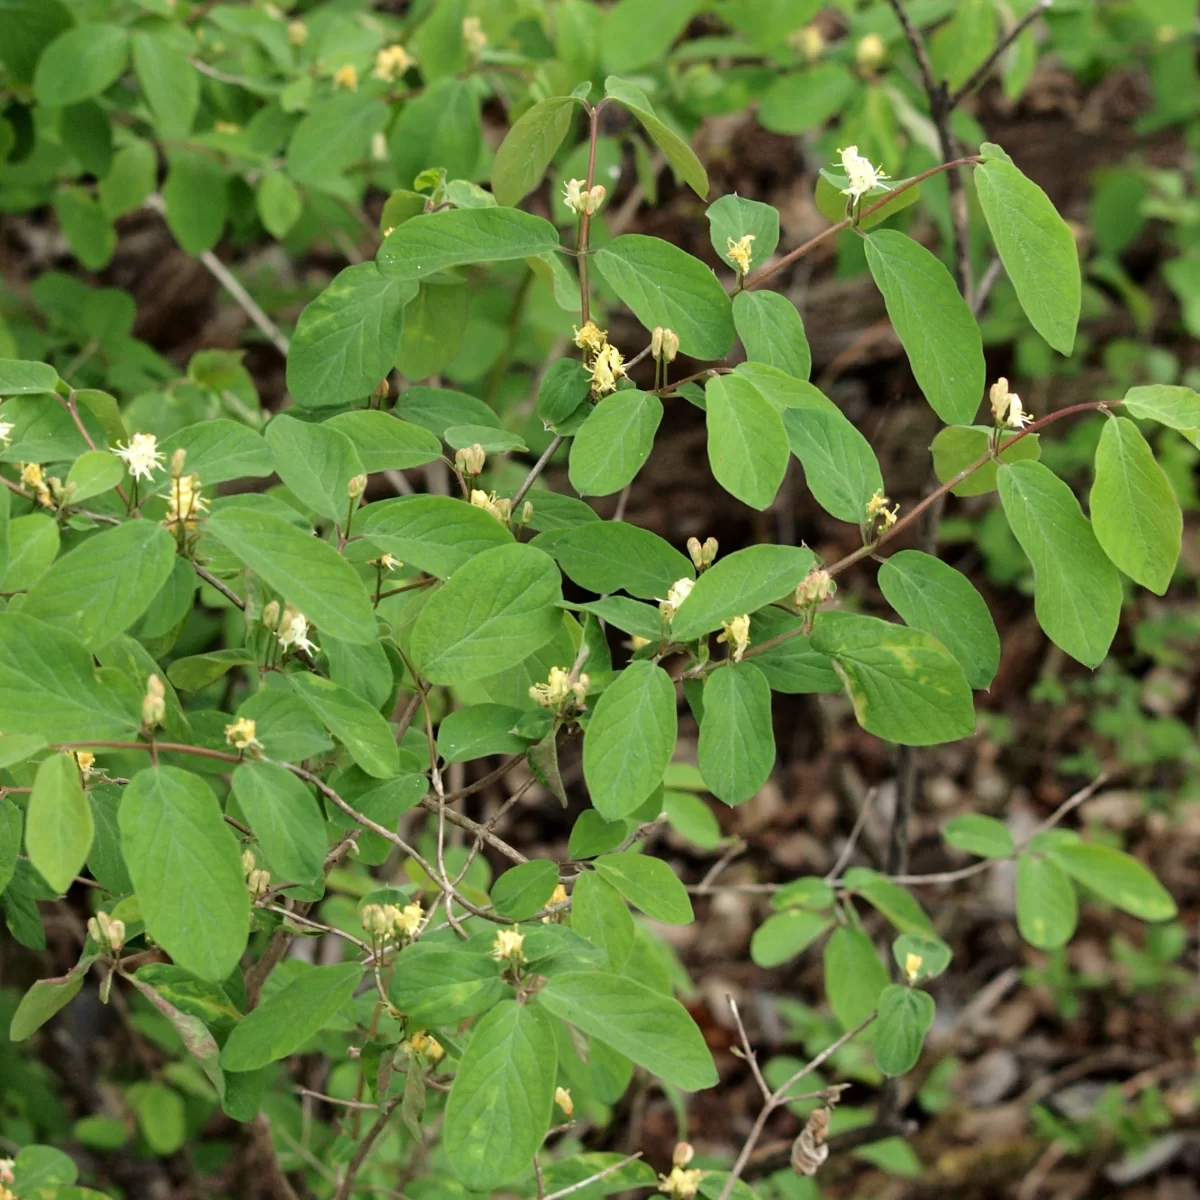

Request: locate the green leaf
(568, 596), (660, 642)
(231, 762), (326, 888)
(815, 168), (921, 231)
(11, 1143), (79, 1188)
(127, 973), (227, 1099)
(1016, 852), (1078, 949)
(324, 411), (442, 473)
(0, 0), (73, 84)
(603, 75), (708, 199)
(602, 0), (699, 72)
(750, 910), (833, 968)
(286, 263), (417, 410)
(492, 860), (559, 920)
(359, 495), (513, 580)
(0, 613), (138, 741)
(205, 507), (378, 645)
(930, 424), (1041, 497)
(732, 290), (811, 380)
(0, 795), (19, 894)
(569, 390), (663, 497)
(159, 419), (275, 486)
(24, 520), (176, 650)
(552, 521), (692, 600)
(388, 941), (512, 1026)
(129, 1082), (187, 1154)
(594, 852), (693, 924)
(378, 208), (560, 282)
(132, 30), (198, 137)
(99, 138), (157, 219)
(412, 544), (563, 684)
(758, 65), (855, 134)
(437, 704), (527, 763)
(537, 359), (592, 430)
(396, 280), (470, 380)
(1090, 416), (1181, 594)
(264, 414), (364, 524)
(286, 92), (388, 185)
(162, 150), (227, 255)
(55, 187), (116, 271)
(570, 870), (635, 970)
(444, 424), (526, 453)
(748, 608), (841, 694)
(34, 23), (128, 106)
(1049, 843), (1177, 921)
(288, 674), (398, 780)
(120, 768), (249, 981)
(389, 77), (481, 190)
(892, 934), (952, 983)
(65, 450), (125, 502)
(997, 460), (1121, 668)
(9, 960), (91, 1042)
(698, 663), (774, 806)
(219, 961), (362, 1070)
(256, 171), (303, 239)
(823, 926), (888, 1031)
(583, 660), (677, 820)
(25, 752), (92, 893)
(1122, 384), (1200, 445)
(539, 971), (717, 1090)
(0, 357), (59, 395)
(444, 1000), (557, 1191)
(705, 374), (789, 510)
(707, 194), (780, 271)
(874, 984), (934, 1076)
(878, 550), (1000, 690)
(672, 544), (815, 641)
(592, 235), (733, 359)
(942, 814), (1014, 859)
(772, 876), (835, 912)
(975, 158), (1080, 355)
(811, 611), (976, 746)
(492, 96), (578, 207)
(864, 230), (984, 425)
(843, 868), (935, 936)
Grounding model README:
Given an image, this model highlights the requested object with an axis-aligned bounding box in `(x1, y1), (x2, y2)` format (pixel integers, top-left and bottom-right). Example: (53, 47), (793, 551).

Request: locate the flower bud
(790, 24), (824, 61)
(410, 1030), (444, 1061)
(673, 1143), (695, 1168)
(555, 1086), (574, 1118)
(242, 849), (257, 876)
(88, 910), (125, 954)
(73, 750), (96, 777)
(248, 867), (271, 898)
(795, 568), (835, 609)
(372, 377), (391, 404)
(687, 536), (703, 570)
(361, 903), (393, 938)
(348, 473), (367, 500)
(455, 443), (486, 477)
(170, 448), (187, 477)
(0, 1158), (14, 1186)
(856, 32), (886, 71)
(287, 20), (308, 46)
(262, 600), (280, 630)
(520, 500), (533, 526)
(143, 674), (166, 729)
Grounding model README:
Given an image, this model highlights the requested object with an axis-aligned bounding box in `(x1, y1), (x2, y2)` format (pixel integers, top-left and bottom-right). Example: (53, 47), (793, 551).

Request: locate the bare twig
(949, 0), (1053, 108)
(334, 1096), (402, 1200)
(512, 434), (563, 509)
(542, 1154), (644, 1200)
(825, 787), (879, 881)
(193, 562), (245, 609)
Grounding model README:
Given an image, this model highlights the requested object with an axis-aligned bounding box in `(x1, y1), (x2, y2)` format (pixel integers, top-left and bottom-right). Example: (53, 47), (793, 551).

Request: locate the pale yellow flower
(360, 903), (394, 937)
(866, 488), (899, 529)
(142, 674), (166, 729)
(463, 15), (487, 56)
(838, 145), (888, 202)
(717, 614), (751, 662)
(589, 342), (626, 396)
(491, 926), (525, 962)
(789, 24), (824, 61)
(658, 1165), (706, 1199)
(563, 178), (606, 215)
(470, 489), (512, 525)
(659, 576), (694, 618)
(555, 1086), (574, 1117)
(904, 952), (923, 983)
(224, 716), (262, 751)
(529, 666), (588, 709)
(163, 474), (209, 530)
(395, 902), (424, 938)
(73, 750), (96, 777)
(333, 63), (358, 91)
(795, 568), (834, 608)
(0, 420), (14, 447)
(410, 1030), (444, 1061)
(652, 326), (679, 363)
(455, 443), (486, 476)
(989, 377), (1033, 429)
(287, 20), (308, 46)
(727, 234), (755, 275)
(573, 321), (608, 355)
(856, 32), (886, 71)
(374, 43), (416, 82)
(114, 435), (165, 482)
(277, 607), (317, 656)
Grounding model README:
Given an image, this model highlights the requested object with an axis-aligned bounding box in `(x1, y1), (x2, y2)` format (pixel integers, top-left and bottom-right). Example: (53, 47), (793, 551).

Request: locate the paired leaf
(942, 814), (1014, 859)
(705, 374), (789, 510)
(603, 76), (708, 198)
(732, 290), (811, 380)
(288, 674), (398, 779)
(552, 521), (691, 600)
(264, 414), (364, 524)
(569, 390), (663, 497)
(698, 664), (775, 806)
(823, 926), (888, 1031)
(324, 411), (442, 473)
(594, 852), (693, 924)
(874, 985), (934, 1076)
(359, 495), (513, 580)
(492, 97), (578, 206)
(1050, 843), (1176, 921)
(1016, 852), (1078, 949)
(25, 753), (93, 894)
(930, 424), (1041, 496)
(231, 762), (326, 888)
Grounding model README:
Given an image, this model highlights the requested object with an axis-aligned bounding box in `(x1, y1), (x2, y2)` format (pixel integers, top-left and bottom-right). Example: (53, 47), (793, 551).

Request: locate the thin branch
(512, 434), (563, 509)
(296, 1089), (379, 1112)
(334, 1096), (402, 1200)
(193, 562), (245, 609)
(727, 995), (772, 1102)
(542, 1154), (644, 1200)
(949, 0), (1053, 108)
(825, 786), (879, 881)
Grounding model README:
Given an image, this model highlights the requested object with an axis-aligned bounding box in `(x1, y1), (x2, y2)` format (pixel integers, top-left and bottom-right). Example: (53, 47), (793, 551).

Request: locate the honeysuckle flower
(0, 1158), (13, 1187)
(904, 952), (923, 983)
(529, 666), (588, 709)
(588, 342), (626, 395)
(673, 1144), (695, 1168)
(838, 145), (888, 202)
(491, 926), (525, 962)
(242, 849), (258, 877)
(455, 443), (486, 476)
(113, 432), (166, 483)
(0, 1182), (15, 1200)
(369, 553), (403, 572)
(333, 63), (358, 91)
(795, 567), (834, 608)
(866, 488), (899, 529)
(658, 1165), (705, 1199)
(727, 234), (755, 275)
(989, 377), (1033, 428)
(348, 473), (367, 500)
(395, 902), (424, 938)
(856, 32), (886, 70)
(225, 716), (262, 751)
(463, 16), (487, 56)
(374, 43), (416, 82)
(73, 750), (96, 777)
(543, 882), (568, 923)
(652, 326), (679, 363)
(470, 489), (512, 524)
(555, 1086), (574, 1117)
(686, 536), (717, 570)
(563, 178), (606, 216)
(409, 1030), (444, 1061)
(248, 867), (271, 898)
(143, 674), (166, 729)
(87, 911), (125, 954)
(628, 634), (652, 650)
(287, 20), (308, 46)
(0, 420), (13, 447)
(361, 903), (394, 938)
(789, 24), (825, 61)
(659, 576), (694, 617)
(163, 474), (209, 530)
(718, 614), (751, 662)
(573, 321), (608, 355)
(277, 607), (318, 656)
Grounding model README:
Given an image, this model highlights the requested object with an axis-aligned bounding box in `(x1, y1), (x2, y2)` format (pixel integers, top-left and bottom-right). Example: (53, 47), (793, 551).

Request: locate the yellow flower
(573, 321), (608, 355)
(287, 20), (308, 46)
(277, 607), (317, 656)
(410, 1030), (444, 1061)
(333, 63), (358, 91)
(727, 234), (755, 276)
(589, 342), (626, 396)
(73, 750), (96, 777)
(0, 419), (13, 447)
(395, 902), (424, 938)
(717, 613), (751, 662)
(163, 474), (209, 530)
(543, 882), (569, 923)
(865, 488), (899, 530)
(224, 716), (262, 752)
(555, 1086), (574, 1117)
(374, 553), (403, 571)
(491, 926), (525, 962)
(904, 952), (923, 983)
(838, 145), (888, 202)
(989, 377), (1033, 429)
(20, 461), (43, 488)
(463, 15), (487, 56)
(0, 1157), (13, 1186)
(374, 43), (416, 82)
(563, 178), (607, 216)
(529, 667), (588, 709)
(658, 1166), (706, 1199)
(659, 576), (694, 618)
(142, 674), (166, 729)
(856, 32), (886, 71)
(470, 489), (512, 525)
